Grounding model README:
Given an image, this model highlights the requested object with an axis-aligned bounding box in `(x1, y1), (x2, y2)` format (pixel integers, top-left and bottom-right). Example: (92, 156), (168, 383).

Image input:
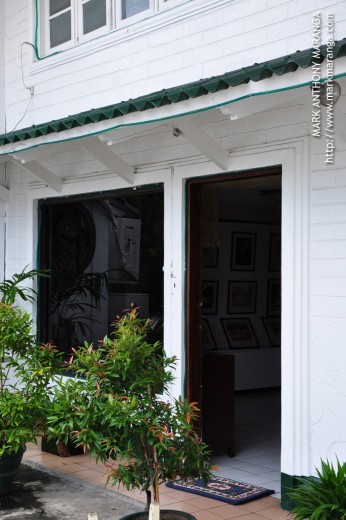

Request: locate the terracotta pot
(0, 449), (24, 496)
(120, 511), (196, 520)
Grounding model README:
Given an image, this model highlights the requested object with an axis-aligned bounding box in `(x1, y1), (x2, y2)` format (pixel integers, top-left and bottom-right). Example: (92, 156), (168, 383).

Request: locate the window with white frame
(41, 0), (186, 54)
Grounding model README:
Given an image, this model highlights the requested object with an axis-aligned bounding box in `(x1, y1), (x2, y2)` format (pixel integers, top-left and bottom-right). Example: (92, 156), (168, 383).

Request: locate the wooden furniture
(202, 354), (235, 457)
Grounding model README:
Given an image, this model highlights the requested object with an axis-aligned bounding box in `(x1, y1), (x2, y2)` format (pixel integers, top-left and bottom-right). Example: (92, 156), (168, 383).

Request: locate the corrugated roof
(1, 38), (346, 146)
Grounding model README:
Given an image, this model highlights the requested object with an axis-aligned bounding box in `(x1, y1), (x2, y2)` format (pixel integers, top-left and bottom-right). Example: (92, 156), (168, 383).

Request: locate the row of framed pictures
(202, 279), (281, 316)
(203, 232), (281, 271)
(202, 316), (281, 350)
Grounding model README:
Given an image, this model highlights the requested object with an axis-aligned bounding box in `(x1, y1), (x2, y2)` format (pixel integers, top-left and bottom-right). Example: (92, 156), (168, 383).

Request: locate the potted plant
(47, 308), (212, 520)
(0, 267), (61, 495)
(288, 459), (346, 519)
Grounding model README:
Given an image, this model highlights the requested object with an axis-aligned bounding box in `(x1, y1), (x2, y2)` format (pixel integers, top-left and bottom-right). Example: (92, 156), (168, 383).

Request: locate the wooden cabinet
(202, 354), (235, 457)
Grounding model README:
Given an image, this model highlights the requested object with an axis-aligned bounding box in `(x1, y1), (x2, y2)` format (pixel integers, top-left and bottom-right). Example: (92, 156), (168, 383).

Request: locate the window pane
(83, 0), (107, 34)
(39, 191), (164, 359)
(50, 0), (71, 16)
(121, 0), (149, 19)
(50, 11), (71, 48)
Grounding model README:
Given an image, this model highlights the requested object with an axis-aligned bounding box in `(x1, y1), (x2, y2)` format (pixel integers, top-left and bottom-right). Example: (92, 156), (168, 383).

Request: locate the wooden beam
(83, 136), (134, 184)
(174, 118), (229, 170)
(12, 159), (63, 192)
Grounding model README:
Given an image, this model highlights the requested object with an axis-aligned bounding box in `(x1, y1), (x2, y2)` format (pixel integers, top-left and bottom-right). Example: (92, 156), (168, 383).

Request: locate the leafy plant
(0, 266), (48, 305)
(48, 309), (212, 519)
(290, 459), (346, 519)
(0, 268), (61, 457)
(48, 271), (107, 353)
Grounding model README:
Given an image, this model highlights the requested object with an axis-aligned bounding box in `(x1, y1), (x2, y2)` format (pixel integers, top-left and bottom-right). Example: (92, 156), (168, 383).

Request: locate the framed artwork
(202, 247), (219, 268)
(221, 318), (258, 349)
(201, 319), (216, 351)
(231, 232), (256, 271)
(267, 279), (281, 316)
(227, 281), (257, 314)
(201, 281), (218, 314)
(269, 234), (281, 271)
(262, 317), (281, 346)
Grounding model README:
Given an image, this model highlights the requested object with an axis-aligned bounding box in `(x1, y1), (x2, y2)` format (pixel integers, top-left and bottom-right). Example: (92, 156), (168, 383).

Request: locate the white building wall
(3, 0), (346, 130)
(0, 1), (5, 134)
(309, 135), (346, 471)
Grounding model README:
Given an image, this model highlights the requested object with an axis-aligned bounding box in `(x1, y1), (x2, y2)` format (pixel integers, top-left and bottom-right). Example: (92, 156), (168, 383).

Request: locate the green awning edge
(1, 38), (346, 147)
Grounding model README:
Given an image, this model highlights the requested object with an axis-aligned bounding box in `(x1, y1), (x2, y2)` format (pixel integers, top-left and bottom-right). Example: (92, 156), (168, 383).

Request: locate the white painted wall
(309, 134), (346, 472)
(3, 0), (346, 130)
(0, 1), (5, 134)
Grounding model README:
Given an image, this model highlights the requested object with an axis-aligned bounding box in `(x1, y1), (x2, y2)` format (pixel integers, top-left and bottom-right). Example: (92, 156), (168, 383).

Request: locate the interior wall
(201, 179), (281, 390)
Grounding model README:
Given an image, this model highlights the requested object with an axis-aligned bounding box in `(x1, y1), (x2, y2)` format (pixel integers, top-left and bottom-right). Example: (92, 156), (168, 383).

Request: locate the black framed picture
(231, 232), (256, 271)
(227, 281), (257, 314)
(202, 247), (219, 267)
(269, 234), (281, 272)
(201, 319), (216, 351)
(202, 281), (218, 314)
(267, 279), (281, 316)
(262, 317), (281, 346)
(221, 318), (258, 349)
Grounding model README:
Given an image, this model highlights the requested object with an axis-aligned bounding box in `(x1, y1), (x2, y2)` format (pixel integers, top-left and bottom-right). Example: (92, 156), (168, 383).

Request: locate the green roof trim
(1, 38), (346, 147)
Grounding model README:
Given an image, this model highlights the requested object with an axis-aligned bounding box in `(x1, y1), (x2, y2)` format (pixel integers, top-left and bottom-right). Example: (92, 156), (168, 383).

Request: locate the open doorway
(186, 168), (282, 495)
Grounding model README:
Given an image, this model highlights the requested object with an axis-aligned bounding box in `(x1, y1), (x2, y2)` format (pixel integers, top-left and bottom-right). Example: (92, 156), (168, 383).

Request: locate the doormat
(166, 476), (275, 505)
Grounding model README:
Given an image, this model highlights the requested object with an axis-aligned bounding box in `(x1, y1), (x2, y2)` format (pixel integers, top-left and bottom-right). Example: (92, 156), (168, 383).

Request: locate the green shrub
(290, 459), (346, 519)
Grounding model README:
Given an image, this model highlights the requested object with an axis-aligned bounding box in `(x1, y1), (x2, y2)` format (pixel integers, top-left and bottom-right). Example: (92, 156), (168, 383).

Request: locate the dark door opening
(38, 187), (164, 357)
(186, 169), (282, 462)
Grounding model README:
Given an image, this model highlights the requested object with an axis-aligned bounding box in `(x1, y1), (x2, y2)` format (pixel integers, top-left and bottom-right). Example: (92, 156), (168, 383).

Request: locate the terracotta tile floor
(23, 441), (292, 520)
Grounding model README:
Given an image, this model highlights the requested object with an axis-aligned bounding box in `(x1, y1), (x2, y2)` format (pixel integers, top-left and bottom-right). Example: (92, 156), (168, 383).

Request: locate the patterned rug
(166, 476), (275, 505)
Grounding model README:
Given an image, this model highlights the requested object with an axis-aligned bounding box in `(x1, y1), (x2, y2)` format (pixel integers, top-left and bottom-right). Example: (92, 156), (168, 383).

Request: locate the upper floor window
(41, 0), (184, 55)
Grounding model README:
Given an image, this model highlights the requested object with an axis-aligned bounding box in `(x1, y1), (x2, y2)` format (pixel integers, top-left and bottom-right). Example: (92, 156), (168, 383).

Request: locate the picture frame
(262, 317), (281, 347)
(267, 279), (281, 316)
(269, 234), (281, 272)
(201, 319), (216, 351)
(201, 281), (218, 314)
(231, 232), (256, 271)
(221, 318), (258, 349)
(227, 281), (257, 314)
(202, 247), (219, 268)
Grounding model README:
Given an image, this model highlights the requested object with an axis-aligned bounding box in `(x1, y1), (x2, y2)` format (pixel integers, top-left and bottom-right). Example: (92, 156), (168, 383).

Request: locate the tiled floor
(24, 388), (292, 520)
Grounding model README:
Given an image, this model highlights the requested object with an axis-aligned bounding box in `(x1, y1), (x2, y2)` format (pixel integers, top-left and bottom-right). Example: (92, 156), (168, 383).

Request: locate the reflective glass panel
(50, 11), (71, 47)
(121, 0), (149, 19)
(50, 0), (71, 16)
(83, 0), (107, 34)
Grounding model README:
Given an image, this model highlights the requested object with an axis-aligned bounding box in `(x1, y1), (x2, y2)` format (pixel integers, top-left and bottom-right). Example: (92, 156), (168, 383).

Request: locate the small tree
(48, 309), (212, 519)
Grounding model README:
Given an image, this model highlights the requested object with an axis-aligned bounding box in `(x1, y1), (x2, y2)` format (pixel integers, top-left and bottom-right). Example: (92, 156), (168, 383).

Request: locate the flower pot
(0, 450), (25, 496)
(120, 511), (197, 520)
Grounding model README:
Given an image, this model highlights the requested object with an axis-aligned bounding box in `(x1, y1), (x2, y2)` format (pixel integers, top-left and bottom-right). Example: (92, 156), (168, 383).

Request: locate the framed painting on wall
(201, 319), (216, 351)
(221, 318), (258, 349)
(202, 281), (218, 314)
(227, 281), (257, 313)
(262, 317), (281, 346)
(231, 232), (256, 271)
(267, 279), (281, 316)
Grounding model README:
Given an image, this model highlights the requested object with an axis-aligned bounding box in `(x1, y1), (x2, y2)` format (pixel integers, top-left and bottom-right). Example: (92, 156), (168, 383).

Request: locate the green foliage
(0, 266), (48, 305)
(0, 269), (62, 456)
(48, 310), (212, 508)
(290, 459), (346, 519)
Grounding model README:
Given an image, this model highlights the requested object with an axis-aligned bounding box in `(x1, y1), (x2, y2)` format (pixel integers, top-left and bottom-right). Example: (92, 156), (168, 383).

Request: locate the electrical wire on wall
(8, 42), (36, 133)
